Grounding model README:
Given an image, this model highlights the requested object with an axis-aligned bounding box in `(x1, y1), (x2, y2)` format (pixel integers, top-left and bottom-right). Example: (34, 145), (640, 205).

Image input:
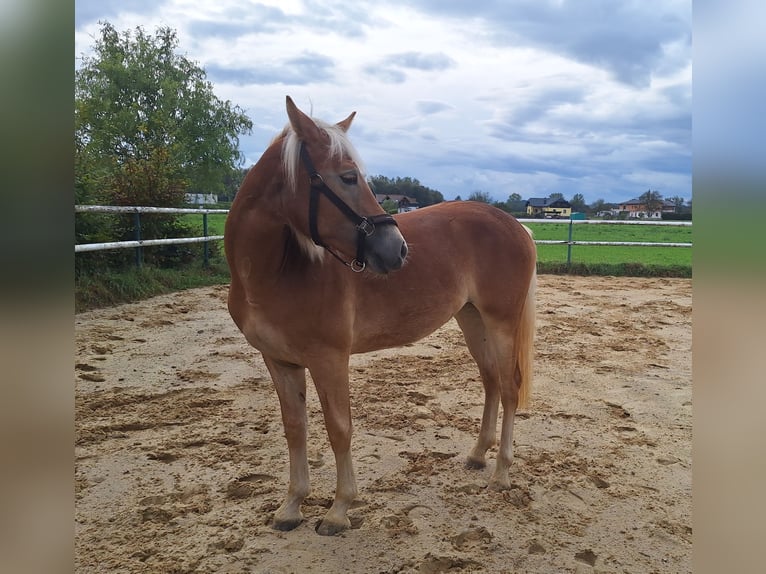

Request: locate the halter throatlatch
(300, 142), (398, 272)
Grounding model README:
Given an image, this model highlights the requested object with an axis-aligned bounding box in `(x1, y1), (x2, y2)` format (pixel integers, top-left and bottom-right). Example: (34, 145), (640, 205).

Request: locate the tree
(667, 195), (685, 213)
(493, 192), (527, 213)
(548, 192), (564, 200)
(468, 190), (492, 203)
(570, 193), (587, 212)
(221, 167), (250, 203)
(368, 175), (444, 207)
(76, 22), (253, 269)
(381, 199), (399, 214)
(590, 198), (608, 214)
(639, 189), (664, 217)
(76, 23), (252, 199)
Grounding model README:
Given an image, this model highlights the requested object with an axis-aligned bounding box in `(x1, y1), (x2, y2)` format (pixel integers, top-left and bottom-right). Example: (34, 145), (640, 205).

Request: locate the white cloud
(75, 0), (692, 204)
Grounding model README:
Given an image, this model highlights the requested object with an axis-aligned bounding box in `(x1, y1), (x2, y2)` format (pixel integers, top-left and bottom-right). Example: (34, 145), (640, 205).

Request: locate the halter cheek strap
(300, 142), (398, 272)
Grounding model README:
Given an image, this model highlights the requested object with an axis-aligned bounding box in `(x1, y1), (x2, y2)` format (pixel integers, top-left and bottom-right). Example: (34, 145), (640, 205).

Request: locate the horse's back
(397, 201), (531, 244)
(351, 201), (535, 352)
(394, 201), (535, 276)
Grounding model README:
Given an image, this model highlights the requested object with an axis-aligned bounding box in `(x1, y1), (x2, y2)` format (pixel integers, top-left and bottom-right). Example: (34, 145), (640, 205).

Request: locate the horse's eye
(340, 173), (358, 185)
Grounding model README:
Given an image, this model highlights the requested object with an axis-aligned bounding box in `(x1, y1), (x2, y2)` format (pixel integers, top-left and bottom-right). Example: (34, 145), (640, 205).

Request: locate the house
(375, 194), (419, 213)
(185, 193), (218, 205)
(617, 198), (676, 219)
(526, 197), (572, 218)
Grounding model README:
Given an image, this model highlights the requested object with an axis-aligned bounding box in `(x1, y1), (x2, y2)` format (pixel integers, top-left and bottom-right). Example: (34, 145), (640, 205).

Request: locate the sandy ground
(75, 275), (691, 574)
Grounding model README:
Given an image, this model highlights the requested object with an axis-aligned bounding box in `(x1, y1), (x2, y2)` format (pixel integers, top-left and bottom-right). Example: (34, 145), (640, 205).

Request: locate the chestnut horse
(225, 97), (536, 535)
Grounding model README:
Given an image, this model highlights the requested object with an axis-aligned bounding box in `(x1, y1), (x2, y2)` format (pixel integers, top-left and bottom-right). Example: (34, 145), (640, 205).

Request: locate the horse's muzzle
(365, 230), (408, 274)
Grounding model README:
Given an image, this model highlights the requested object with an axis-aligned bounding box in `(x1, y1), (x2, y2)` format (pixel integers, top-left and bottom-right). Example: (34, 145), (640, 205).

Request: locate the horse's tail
(516, 227), (536, 409)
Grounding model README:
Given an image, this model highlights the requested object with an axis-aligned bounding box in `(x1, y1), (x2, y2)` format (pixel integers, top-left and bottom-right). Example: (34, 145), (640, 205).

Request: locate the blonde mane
(279, 119), (367, 194)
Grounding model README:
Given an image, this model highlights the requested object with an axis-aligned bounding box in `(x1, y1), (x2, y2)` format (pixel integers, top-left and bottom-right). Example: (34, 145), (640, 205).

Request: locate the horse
(225, 96), (536, 536)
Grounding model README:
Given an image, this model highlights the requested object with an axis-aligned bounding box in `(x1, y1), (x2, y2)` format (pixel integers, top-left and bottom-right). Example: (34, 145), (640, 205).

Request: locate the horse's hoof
(315, 518), (349, 536)
(488, 477), (511, 492)
(272, 517), (303, 531)
(465, 457), (486, 470)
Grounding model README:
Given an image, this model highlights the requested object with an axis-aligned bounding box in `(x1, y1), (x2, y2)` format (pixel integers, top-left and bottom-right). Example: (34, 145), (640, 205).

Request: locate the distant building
(375, 194), (419, 213)
(526, 197), (572, 218)
(185, 193), (218, 205)
(617, 198), (676, 219)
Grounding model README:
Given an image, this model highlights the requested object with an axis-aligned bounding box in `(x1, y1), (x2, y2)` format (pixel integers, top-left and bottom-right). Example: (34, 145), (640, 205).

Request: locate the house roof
(375, 194), (418, 205)
(527, 197), (571, 208)
(619, 198), (675, 207)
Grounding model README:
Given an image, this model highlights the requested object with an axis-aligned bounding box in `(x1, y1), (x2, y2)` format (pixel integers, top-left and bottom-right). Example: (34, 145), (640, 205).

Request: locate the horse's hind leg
(456, 304), (500, 470)
(458, 305), (524, 490)
(263, 357), (311, 530)
(485, 323), (522, 491)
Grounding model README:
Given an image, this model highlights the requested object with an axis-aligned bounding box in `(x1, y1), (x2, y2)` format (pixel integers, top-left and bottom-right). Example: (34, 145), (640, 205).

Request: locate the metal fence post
(134, 212), (142, 269)
(567, 219), (573, 268)
(203, 212), (209, 268)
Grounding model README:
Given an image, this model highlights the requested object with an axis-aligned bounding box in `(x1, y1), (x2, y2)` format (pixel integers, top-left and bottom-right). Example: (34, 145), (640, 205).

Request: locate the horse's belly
(350, 305), (457, 354)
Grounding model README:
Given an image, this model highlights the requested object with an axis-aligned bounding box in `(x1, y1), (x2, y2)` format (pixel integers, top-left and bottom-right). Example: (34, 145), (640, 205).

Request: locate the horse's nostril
(400, 242), (408, 259)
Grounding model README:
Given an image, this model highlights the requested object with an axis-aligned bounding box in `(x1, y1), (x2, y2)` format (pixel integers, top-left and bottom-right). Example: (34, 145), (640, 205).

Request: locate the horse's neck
(229, 159), (316, 282)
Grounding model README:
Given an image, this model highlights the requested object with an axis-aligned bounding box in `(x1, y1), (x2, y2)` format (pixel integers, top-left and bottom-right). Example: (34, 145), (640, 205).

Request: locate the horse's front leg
(263, 356), (311, 531)
(309, 357), (358, 536)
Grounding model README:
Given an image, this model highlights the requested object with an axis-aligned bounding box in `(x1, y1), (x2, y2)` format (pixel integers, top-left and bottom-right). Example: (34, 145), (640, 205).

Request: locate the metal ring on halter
(350, 259), (366, 272)
(309, 173), (325, 187)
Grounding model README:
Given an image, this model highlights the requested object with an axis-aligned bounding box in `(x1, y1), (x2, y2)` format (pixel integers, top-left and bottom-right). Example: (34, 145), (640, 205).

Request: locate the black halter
(299, 142), (398, 272)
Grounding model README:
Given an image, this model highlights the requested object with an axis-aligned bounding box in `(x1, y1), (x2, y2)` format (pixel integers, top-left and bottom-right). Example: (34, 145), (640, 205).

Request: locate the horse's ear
(286, 96), (322, 142)
(336, 111), (356, 132)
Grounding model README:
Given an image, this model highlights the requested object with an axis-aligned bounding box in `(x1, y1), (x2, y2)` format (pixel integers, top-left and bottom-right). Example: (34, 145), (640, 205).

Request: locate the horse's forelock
(280, 119), (366, 194)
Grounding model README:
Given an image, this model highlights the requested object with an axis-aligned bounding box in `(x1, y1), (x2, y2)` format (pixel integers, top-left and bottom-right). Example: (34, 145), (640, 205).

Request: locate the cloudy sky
(75, 0), (691, 204)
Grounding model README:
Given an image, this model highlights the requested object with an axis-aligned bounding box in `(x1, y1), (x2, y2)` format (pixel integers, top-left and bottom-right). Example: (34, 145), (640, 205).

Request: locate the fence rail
(75, 205), (229, 215)
(75, 205), (227, 266)
(515, 217), (691, 266)
(75, 206), (692, 268)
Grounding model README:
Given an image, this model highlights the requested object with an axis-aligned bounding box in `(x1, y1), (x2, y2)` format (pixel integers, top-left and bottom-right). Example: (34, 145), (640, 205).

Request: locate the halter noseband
(299, 142), (398, 272)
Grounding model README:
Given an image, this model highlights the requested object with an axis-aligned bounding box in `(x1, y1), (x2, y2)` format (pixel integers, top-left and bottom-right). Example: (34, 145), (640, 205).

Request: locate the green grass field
(524, 221), (692, 267)
(181, 212), (228, 236)
(181, 213), (692, 268)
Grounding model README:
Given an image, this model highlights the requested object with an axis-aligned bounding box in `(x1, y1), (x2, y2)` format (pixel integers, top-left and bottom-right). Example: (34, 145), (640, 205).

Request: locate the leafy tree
(639, 189), (664, 217)
(75, 22), (253, 269)
(570, 193), (587, 212)
(548, 192), (564, 200)
(381, 199), (399, 214)
(468, 190), (492, 203)
(667, 195), (685, 212)
(589, 198), (607, 214)
(508, 193), (522, 202)
(368, 175), (444, 207)
(76, 22), (252, 198)
(221, 167), (250, 203)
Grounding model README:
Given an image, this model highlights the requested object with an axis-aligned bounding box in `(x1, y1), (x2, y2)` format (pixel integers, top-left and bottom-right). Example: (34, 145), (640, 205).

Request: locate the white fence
(515, 217), (691, 266)
(75, 206), (692, 267)
(75, 205), (228, 266)
(516, 218), (692, 247)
